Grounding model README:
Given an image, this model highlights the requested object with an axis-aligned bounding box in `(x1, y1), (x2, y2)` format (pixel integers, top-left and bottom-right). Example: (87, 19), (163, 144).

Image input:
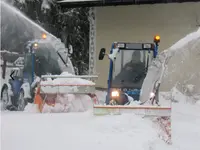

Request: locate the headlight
(33, 43), (38, 49)
(150, 92), (155, 98)
(111, 90), (119, 97)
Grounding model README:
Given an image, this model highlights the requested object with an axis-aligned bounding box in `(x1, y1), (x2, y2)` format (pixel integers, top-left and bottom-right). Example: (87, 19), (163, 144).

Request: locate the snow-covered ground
(171, 102), (200, 150)
(1, 90), (200, 150)
(0, 110), (162, 150)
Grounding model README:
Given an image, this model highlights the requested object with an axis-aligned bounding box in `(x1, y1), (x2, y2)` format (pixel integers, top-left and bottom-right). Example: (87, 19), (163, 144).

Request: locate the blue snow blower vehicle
(98, 35), (160, 105)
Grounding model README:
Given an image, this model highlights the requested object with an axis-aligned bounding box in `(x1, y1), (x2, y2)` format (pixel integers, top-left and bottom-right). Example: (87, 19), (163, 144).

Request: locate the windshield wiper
(56, 51), (68, 67)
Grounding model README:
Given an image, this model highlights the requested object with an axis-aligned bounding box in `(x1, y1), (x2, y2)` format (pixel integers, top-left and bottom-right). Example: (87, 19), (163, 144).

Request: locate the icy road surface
(1, 100), (200, 150)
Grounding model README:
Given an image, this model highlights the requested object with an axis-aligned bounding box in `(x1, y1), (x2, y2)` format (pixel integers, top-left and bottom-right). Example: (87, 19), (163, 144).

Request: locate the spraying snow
(140, 27), (200, 103)
(1, 0), (75, 74)
(163, 30), (200, 97)
(1, 0), (54, 41)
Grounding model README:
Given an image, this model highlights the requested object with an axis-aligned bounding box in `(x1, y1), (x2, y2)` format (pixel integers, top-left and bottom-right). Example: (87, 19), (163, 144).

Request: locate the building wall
(95, 2), (200, 88)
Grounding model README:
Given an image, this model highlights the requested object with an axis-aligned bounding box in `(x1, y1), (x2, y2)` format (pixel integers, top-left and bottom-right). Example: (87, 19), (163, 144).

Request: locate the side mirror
(68, 45), (73, 54)
(99, 48), (106, 60)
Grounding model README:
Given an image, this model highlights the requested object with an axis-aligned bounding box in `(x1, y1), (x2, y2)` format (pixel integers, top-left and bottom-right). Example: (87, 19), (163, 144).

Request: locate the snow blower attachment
(34, 74), (99, 113)
(95, 36), (172, 144)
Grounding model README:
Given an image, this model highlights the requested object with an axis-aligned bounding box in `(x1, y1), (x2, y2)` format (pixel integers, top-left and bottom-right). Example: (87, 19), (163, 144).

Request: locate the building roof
(57, 0), (200, 8)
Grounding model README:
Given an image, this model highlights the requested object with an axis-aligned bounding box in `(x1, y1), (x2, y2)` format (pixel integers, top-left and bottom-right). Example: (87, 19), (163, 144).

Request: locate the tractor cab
(23, 35), (74, 83)
(99, 36), (160, 105)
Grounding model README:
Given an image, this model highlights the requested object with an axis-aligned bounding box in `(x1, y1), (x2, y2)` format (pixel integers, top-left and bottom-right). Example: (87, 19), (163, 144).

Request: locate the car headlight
(33, 43), (38, 49)
(111, 90), (119, 97)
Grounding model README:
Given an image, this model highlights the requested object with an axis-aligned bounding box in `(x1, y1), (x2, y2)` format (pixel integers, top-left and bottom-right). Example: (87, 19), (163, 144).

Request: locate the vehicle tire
(17, 90), (28, 111)
(1, 86), (9, 110)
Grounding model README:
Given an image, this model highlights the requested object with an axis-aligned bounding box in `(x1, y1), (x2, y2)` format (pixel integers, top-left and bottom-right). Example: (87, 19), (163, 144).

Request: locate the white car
(1, 63), (32, 111)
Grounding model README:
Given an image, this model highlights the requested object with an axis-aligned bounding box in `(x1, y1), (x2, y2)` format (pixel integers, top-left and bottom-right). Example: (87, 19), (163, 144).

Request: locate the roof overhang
(57, 0), (200, 8)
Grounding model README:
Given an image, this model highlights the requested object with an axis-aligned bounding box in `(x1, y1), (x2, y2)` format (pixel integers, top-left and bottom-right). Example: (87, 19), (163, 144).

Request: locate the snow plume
(8, 0), (53, 10)
(1, 0), (55, 40)
(140, 28), (200, 103)
(162, 28), (200, 102)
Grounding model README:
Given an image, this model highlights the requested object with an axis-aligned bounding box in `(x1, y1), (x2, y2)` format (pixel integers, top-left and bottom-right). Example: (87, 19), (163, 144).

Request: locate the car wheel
(1, 86), (9, 110)
(17, 90), (27, 111)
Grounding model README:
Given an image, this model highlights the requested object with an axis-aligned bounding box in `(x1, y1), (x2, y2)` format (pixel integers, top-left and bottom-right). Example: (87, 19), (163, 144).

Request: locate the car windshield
(112, 49), (153, 89)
